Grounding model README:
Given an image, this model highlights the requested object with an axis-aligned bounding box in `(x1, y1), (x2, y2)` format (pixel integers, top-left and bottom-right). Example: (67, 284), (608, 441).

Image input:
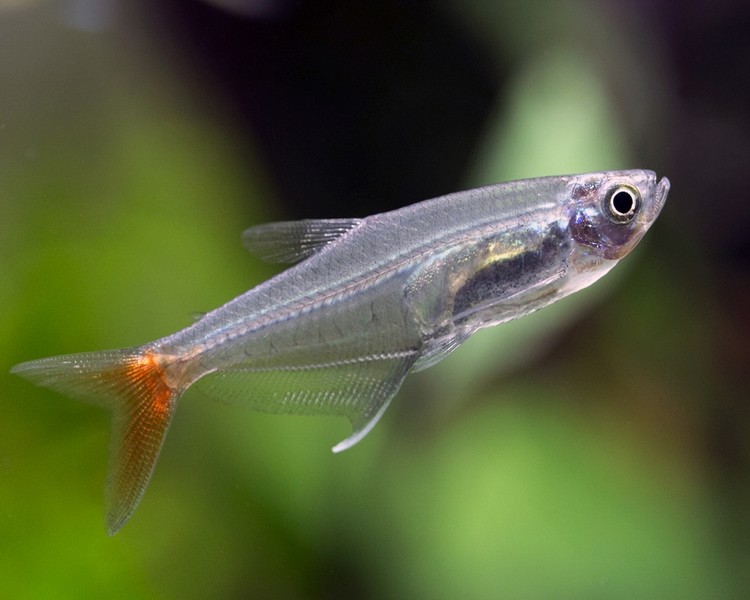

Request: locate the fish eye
(604, 185), (640, 223)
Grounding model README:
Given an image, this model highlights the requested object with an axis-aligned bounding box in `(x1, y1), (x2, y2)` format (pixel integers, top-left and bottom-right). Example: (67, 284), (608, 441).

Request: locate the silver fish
(11, 169), (669, 533)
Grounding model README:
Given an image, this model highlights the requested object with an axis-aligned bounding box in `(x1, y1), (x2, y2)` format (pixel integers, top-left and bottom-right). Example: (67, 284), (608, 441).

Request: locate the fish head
(567, 169), (670, 261)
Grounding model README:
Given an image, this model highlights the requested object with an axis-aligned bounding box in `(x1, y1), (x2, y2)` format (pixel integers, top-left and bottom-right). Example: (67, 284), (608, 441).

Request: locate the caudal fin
(11, 347), (183, 535)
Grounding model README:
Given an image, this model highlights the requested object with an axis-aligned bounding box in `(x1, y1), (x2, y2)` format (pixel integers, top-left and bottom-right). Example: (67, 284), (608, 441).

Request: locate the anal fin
(194, 351), (417, 452)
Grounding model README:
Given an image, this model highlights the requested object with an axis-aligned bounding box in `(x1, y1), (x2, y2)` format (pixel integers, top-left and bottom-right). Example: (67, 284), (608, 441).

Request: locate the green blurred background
(2, 0), (749, 598)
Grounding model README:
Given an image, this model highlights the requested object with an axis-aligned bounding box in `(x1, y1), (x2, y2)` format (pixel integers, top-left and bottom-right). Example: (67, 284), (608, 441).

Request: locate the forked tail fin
(11, 347), (183, 535)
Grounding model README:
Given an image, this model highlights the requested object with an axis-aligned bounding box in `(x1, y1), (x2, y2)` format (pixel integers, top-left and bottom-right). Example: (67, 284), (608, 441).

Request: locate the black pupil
(612, 189), (634, 215)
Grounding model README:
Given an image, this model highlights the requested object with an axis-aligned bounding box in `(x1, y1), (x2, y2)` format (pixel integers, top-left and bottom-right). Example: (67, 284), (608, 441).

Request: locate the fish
(11, 169), (670, 534)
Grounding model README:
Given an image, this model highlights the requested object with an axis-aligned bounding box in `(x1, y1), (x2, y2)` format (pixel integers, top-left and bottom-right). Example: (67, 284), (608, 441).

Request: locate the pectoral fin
(242, 218), (362, 264)
(194, 351), (417, 451)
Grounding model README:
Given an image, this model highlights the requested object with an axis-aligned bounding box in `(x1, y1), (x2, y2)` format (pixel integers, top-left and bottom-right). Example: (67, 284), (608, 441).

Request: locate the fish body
(12, 170), (669, 533)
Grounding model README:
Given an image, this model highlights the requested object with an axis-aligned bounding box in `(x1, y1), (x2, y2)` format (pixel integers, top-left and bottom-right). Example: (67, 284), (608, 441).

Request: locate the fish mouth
(652, 176), (670, 218)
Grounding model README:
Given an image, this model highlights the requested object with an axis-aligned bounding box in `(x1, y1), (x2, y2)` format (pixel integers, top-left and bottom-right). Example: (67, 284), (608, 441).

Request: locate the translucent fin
(194, 352), (417, 452)
(412, 332), (472, 373)
(11, 347), (183, 535)
(241, 218), (363, 264)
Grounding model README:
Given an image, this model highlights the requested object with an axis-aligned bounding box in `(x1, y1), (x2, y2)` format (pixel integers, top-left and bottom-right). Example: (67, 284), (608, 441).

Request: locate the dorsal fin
(241, 218), (363, 264)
